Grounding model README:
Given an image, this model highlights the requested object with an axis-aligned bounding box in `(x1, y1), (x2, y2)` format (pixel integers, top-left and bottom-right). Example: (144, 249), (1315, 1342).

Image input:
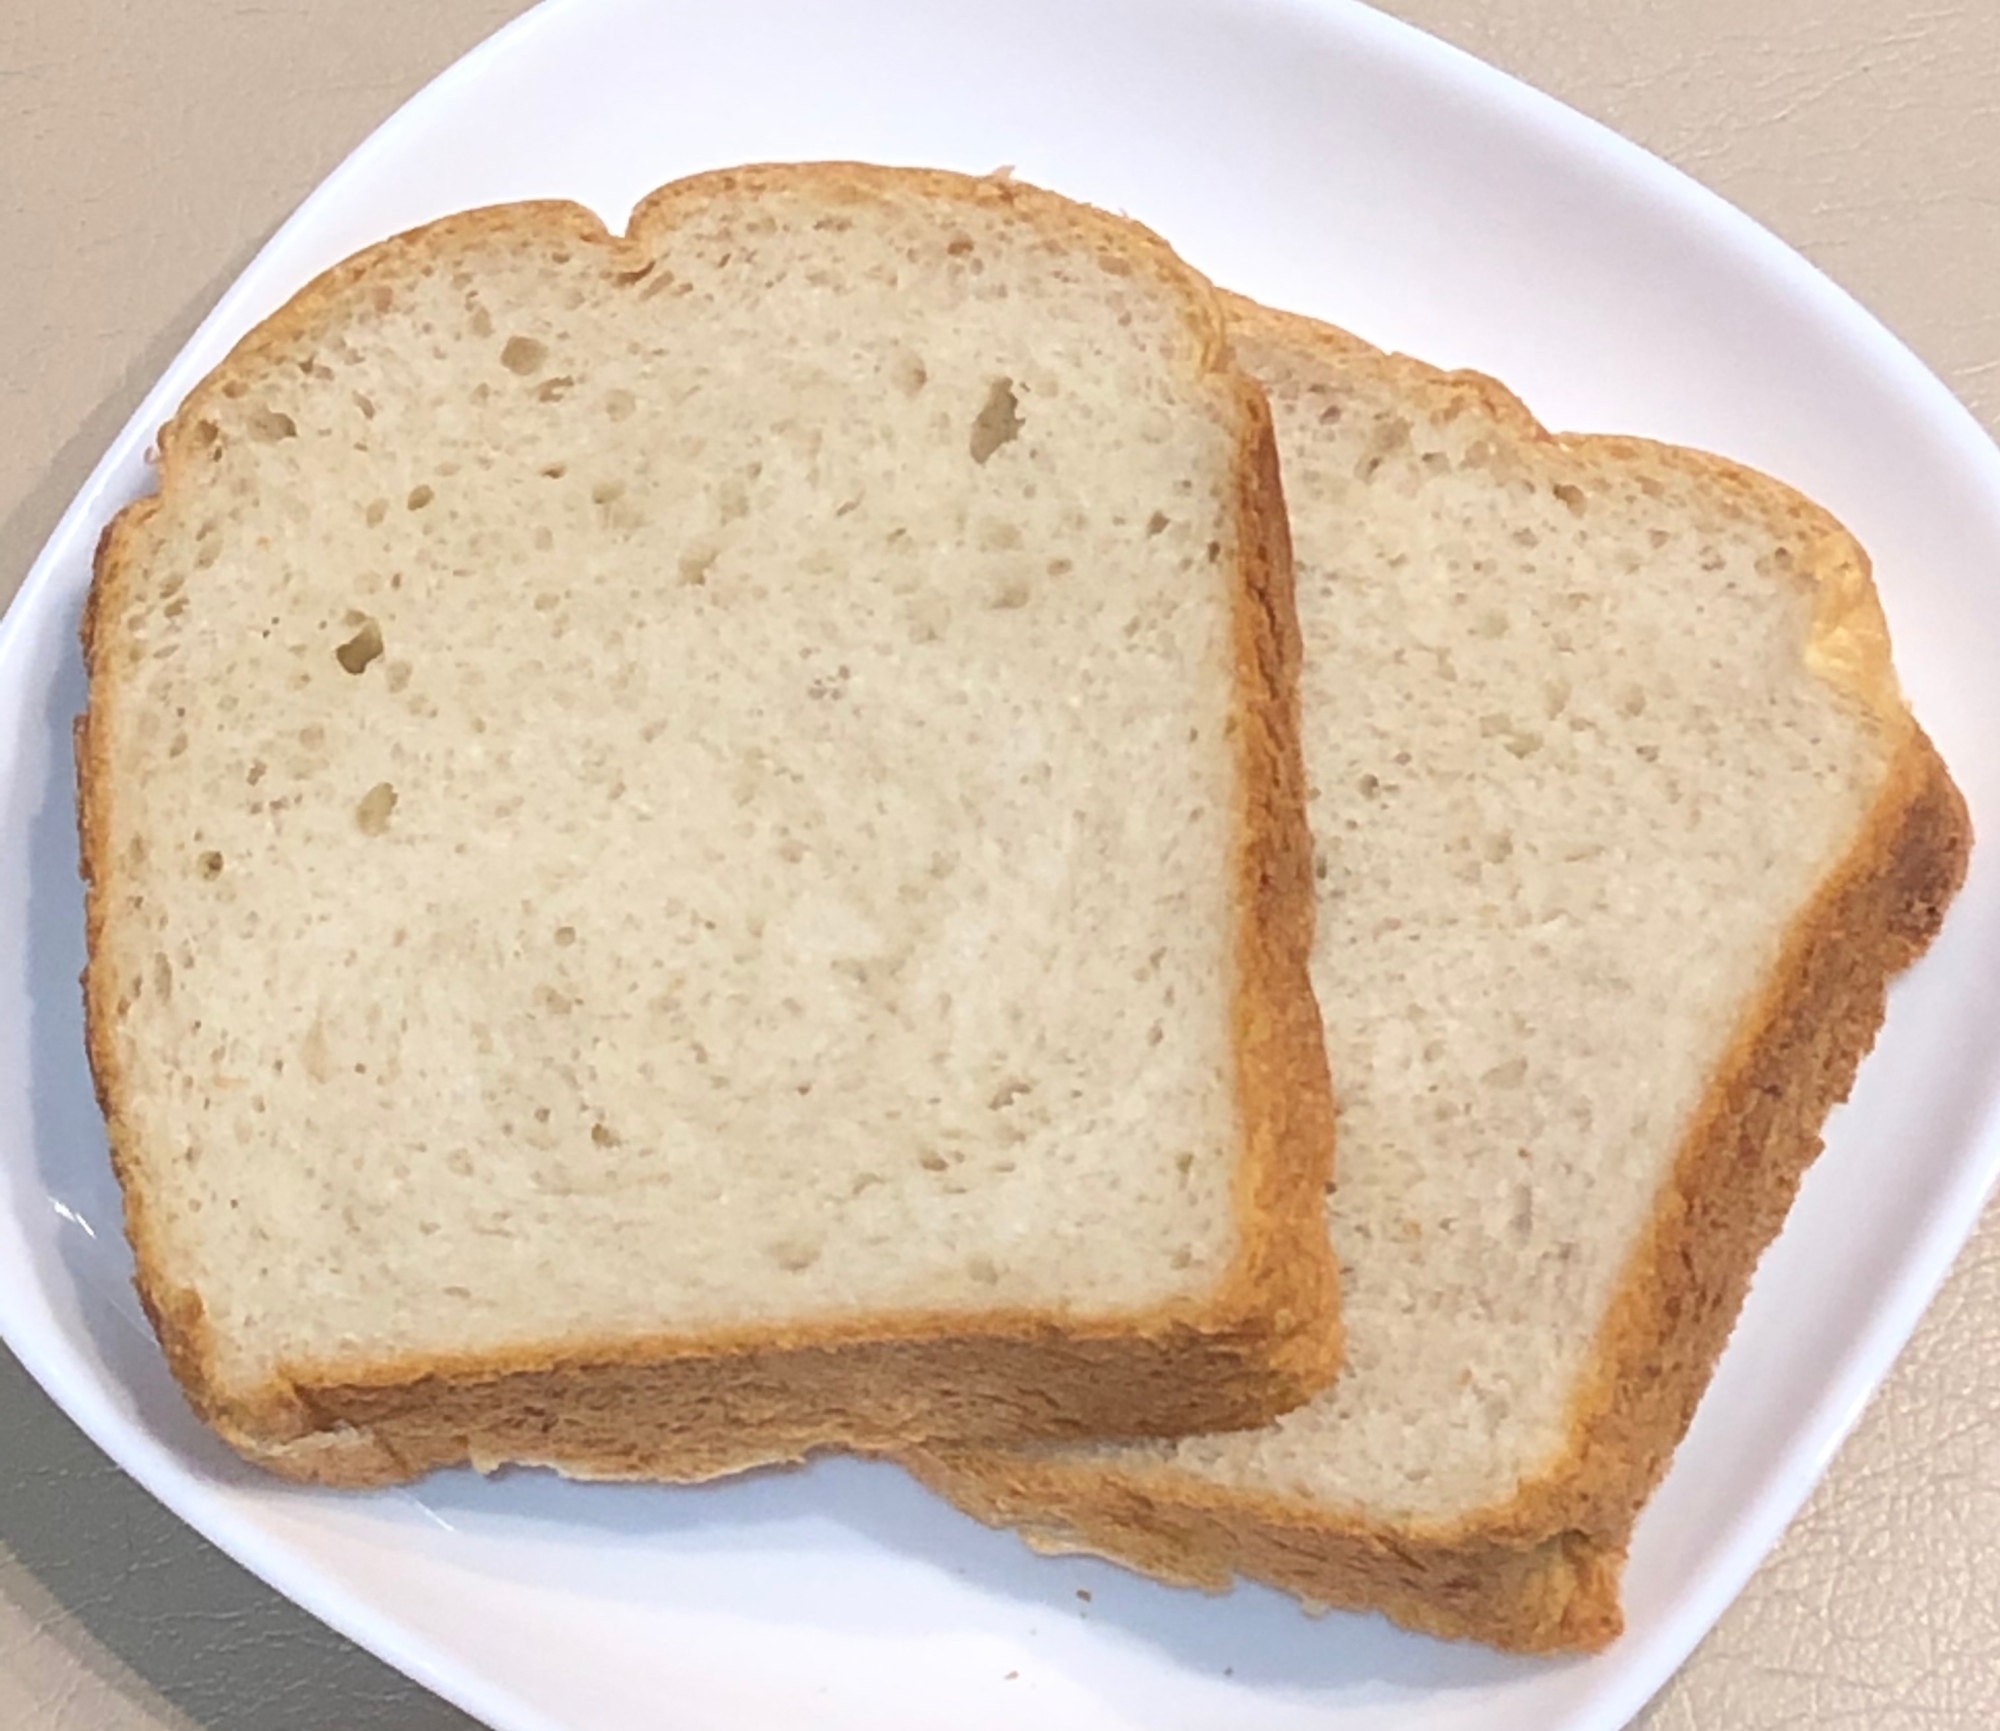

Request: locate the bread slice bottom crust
(905, 329), (1973, 1651)
(133, 1295), (1342, 1488)
(905, 1439), (1627, 1652)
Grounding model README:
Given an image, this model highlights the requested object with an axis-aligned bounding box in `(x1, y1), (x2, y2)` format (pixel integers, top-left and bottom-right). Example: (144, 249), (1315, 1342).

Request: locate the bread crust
(908, 299), (1971, 1652)
(78, 165), (1340, 1484)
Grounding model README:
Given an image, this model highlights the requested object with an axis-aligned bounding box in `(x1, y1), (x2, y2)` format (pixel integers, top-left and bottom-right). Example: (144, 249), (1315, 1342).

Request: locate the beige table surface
(4, 1), (1997, 1726)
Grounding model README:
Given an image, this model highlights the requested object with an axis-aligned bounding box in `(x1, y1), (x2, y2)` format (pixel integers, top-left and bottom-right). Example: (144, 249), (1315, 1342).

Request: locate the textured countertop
(3, 2), (1996, 1726)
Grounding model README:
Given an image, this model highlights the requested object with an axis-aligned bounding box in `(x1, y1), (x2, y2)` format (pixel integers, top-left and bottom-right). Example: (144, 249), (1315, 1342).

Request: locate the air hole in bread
(354, 782), (397, 836)
(679, 544), (718, 586)
(969, 378), (1023, 464)
(246, 408), (296, 443)
(406, 484), (434, 511)
(500, 335), (547, 375)
(769, 1239), (822, 1273)
(335, 618), (384, 675)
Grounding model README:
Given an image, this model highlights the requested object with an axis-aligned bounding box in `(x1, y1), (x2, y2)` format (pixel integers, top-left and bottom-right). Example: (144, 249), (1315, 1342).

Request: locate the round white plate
(3, 2), (1997, 1728)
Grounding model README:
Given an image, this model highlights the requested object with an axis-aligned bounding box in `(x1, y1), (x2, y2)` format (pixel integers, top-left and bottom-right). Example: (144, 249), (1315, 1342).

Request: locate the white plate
(4, 2), (1998, 1727)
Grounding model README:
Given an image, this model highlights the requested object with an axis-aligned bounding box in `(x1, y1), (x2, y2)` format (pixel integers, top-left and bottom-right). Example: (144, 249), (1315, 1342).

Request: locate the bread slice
(77, 167), (1339, 1487)
(906, 297), (1971, 1651)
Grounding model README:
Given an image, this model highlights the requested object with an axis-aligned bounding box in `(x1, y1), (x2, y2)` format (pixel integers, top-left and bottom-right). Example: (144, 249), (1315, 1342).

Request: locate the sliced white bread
(77, 168), (1338, 1486)
(906, 296), (1971, 1651)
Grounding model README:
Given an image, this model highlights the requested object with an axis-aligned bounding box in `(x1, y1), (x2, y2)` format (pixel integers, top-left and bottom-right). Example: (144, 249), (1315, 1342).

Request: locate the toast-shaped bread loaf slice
(78, 168), (1338, 1487)
(907, 297), (1970, 1651)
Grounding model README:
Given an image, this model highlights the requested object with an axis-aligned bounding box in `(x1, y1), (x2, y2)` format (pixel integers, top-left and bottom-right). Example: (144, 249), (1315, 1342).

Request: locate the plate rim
(4, 2), (1999, 1729)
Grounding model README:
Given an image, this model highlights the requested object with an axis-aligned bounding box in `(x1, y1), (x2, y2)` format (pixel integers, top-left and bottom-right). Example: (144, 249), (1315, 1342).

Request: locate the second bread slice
(79, 166), (1338, 1487)
(907, 296), (1970, 1650)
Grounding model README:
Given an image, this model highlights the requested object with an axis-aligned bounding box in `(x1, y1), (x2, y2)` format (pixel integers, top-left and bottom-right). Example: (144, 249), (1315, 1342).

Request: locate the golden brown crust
(246, 1322), (1336, 1490)
(908, 297), (1970, 1651)
(1538, 722), (1968, 1539)
(78, 166), (1339, 1485)
(1214, 377), (1343, 1385)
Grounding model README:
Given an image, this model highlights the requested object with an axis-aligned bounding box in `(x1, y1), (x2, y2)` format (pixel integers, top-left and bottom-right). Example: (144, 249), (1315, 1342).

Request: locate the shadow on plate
(410, 1452), (1557, 1699)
